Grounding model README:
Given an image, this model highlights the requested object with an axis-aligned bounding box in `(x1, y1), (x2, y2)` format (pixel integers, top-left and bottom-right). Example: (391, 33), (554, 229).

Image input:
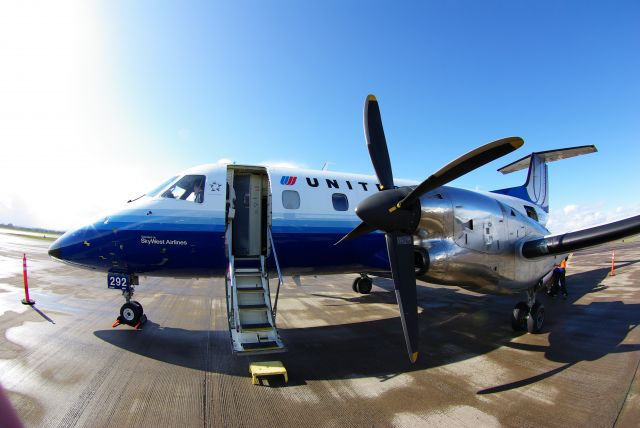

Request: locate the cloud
(214, 158), (233, 166)
(259, 160), (308, 169)
(0, 2), (171, 231)
(547, 203), (640, 234)
(0, 194), (38, 229)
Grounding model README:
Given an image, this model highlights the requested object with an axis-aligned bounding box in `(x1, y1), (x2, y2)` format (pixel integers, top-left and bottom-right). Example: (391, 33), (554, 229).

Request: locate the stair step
(227, 239), (283, 354)
(241, 341), (282, 351)
(235, 268), (261, 274)
(241, 323), (273, 331)
(239, 304), (269, 311)
(237, 287), (265, 293)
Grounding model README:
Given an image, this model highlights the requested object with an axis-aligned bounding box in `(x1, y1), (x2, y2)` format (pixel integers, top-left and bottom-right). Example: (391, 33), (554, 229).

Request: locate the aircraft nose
(47, 221), (113, 268)
(47, 226), (91, 263)
(48, 233), (71, 261)
(48, 239), (62, 259)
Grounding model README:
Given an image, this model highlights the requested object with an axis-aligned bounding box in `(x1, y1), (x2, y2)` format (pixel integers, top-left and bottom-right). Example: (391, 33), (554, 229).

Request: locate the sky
(0, 1), (639, 233)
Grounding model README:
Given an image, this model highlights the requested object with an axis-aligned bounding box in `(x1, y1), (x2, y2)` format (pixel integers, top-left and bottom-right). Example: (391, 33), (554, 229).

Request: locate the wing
(522, 214), (640, 258)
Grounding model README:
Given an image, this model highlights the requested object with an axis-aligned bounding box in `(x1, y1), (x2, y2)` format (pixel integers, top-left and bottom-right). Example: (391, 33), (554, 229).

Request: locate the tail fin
(491, 145), (597, 213)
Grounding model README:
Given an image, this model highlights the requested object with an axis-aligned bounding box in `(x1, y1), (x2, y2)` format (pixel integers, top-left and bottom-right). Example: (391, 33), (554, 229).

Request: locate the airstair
(225, 226), (286, 354)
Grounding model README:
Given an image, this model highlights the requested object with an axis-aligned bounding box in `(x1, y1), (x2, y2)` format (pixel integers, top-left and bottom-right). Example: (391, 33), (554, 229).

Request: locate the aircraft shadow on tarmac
(479, 264), (640, 394)
(94, 263), (640, 388)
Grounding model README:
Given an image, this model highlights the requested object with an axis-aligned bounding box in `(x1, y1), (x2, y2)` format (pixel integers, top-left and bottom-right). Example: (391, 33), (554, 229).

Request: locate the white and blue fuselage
(50, 163), (559, 295)
(50, 165), (408, 277)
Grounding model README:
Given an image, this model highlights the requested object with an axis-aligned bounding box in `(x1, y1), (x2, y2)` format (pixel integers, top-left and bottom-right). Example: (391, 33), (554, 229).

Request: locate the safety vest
(560, 259), (567, 269)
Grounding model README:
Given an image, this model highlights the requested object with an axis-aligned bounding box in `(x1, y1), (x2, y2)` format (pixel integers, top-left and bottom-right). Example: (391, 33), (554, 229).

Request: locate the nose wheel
(112, 284), (147, 329)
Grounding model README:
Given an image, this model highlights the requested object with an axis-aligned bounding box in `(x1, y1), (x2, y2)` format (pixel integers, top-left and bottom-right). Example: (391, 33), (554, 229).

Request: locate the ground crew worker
(558, 256), (568, 298)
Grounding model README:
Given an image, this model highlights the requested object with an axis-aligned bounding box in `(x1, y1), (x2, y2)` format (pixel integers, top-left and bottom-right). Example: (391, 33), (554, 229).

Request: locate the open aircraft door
(224, 165), (284, 355)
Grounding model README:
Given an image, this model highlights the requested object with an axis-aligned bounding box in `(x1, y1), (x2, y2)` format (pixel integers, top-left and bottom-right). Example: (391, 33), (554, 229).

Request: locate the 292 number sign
(107, 272), (131, 290)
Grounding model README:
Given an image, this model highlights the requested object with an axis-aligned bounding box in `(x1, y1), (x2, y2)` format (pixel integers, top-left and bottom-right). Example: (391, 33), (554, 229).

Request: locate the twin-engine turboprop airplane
(49, 95), (640, 362)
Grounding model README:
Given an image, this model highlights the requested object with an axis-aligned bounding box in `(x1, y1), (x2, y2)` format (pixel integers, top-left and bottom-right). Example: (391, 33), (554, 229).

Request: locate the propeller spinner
(340, 94), (523, 363)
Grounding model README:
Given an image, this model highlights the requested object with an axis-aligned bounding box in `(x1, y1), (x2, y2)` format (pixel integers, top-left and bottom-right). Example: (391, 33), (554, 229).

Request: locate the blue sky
(1, 1), (639, 232)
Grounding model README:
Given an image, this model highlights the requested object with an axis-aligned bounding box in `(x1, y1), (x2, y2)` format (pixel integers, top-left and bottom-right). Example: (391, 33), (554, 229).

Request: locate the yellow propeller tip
(410, 352), (419, 363)
(367, 94), (377, 102)
(510, 137), (524, 149)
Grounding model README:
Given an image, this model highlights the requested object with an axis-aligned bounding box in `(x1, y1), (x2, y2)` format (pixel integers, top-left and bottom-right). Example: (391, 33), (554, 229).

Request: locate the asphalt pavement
(1, 232), (639, 427)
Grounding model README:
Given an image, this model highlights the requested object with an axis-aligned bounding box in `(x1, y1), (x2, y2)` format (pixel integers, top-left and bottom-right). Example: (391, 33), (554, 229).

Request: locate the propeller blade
(385, 231), (419, 363)
(335, 222), (376, 245)
(364, 95), (395, 190)
(394, 137), (524, 210)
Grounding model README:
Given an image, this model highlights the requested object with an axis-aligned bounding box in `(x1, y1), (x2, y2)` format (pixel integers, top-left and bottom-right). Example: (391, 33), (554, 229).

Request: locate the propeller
(339, 94), (523, 363)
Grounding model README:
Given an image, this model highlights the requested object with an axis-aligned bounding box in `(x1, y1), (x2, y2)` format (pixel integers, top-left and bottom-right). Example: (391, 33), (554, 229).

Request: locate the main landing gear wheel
(511, 301), (529, 331)
(353, 275), (373, 294)
(527, 302), (545, 333)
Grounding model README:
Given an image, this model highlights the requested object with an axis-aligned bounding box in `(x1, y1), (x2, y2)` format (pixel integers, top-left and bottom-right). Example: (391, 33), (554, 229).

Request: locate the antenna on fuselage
(322, 162), (334, 171)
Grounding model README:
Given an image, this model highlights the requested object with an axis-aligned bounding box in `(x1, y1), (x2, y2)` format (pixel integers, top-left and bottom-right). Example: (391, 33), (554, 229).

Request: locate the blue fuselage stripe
(52, 216), (389, 277)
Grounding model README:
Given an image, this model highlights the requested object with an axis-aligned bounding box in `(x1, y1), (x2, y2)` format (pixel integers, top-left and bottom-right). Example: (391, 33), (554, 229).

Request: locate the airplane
(48, 95), (640, 363)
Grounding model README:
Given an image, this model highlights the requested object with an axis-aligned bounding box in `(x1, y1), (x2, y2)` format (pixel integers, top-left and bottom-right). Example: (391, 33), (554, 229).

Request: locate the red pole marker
(21, 253), (35, 305)
(609, 251), (616, 276)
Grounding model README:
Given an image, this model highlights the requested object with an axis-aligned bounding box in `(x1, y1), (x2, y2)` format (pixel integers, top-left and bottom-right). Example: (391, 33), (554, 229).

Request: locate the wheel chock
(112, 314), (147, 329)
(249, 361), (288, 385)
(134, 314), (148, 330)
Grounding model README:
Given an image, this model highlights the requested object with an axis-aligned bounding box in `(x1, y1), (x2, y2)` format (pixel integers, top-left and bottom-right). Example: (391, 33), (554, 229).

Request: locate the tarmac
(1, 231), (639, 427)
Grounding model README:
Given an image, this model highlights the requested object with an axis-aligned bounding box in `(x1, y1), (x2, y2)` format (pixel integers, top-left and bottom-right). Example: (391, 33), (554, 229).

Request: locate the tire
(527, 302), (545, 333)
(511, 302), (528, 331)
(131, 300), (144, 314)
(352, 278), (360, 293)
(120, 302), (142, 325)
(356, 278), (373, 294)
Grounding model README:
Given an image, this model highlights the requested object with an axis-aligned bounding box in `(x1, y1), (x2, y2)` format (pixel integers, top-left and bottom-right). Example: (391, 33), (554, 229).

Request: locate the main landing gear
(353, 273), (373, 294)
(511, 282), (545, 333)
(112, 282), (147, 329)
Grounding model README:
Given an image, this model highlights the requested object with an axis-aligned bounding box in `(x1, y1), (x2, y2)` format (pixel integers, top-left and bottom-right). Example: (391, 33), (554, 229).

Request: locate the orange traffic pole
(21, 253), (35, 305)
(609, 251), (616, 276)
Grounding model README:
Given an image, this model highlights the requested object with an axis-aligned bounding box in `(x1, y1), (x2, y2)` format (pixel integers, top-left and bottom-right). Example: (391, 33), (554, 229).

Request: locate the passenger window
(524, 205), (538, 221)
(332, 193), (349, 211)
(282, 190), (300, 209)
(161, 175), (205, 203)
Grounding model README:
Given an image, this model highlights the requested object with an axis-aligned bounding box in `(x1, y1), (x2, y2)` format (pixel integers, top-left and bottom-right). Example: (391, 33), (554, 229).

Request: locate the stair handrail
(267, 227), (283, 320)
(225, 225), (240, 330)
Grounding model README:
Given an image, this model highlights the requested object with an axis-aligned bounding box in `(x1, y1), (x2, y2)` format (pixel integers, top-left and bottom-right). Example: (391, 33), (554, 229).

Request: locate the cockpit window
(146, 176), (178, 197)
(161, 175), (206, 203)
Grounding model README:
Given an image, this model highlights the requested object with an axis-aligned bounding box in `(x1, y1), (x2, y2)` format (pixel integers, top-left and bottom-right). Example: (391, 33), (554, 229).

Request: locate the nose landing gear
(111, 276), (147, 329)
